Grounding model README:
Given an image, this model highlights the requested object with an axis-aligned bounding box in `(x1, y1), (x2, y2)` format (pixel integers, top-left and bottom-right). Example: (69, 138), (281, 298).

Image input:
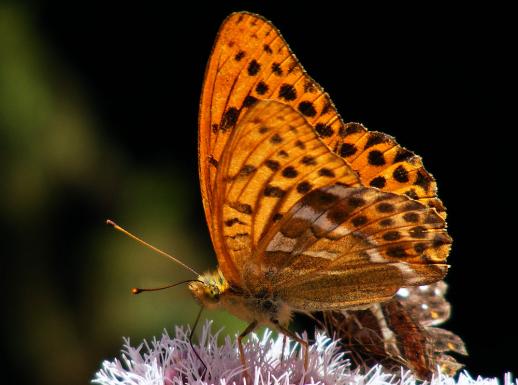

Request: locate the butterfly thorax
(188, 269), (292, 327)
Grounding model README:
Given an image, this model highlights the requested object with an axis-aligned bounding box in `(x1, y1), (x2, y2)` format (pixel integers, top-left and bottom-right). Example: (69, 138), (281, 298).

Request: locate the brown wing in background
(323, 282), (467, 380)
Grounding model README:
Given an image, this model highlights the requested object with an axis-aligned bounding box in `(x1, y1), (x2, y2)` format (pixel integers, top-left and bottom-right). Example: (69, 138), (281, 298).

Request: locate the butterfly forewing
(199, 13), (445, 252)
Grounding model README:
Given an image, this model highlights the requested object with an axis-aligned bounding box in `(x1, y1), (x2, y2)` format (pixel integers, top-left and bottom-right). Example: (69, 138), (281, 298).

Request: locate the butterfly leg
(275, 323), (308, 372)
(281, 334), (287, 363)
(189, 307), (208, 377)
(238, 320), (258, 380)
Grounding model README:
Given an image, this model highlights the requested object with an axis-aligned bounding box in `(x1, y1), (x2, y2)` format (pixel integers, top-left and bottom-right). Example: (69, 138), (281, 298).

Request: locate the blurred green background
(1, 2), (514, 384)
(0, 3), (247, 384)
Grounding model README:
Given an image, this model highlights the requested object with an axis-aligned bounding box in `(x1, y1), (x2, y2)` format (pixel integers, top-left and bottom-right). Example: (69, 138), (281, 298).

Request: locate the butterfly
(189, 11), (457, 377)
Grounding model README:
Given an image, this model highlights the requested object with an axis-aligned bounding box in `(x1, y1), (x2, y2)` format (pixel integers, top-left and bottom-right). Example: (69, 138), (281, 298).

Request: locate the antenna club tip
(131, 288), (142, 295)
(106, 219), (116, 227)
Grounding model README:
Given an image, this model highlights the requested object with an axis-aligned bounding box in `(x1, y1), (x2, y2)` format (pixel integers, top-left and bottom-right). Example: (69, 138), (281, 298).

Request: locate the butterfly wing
(199, 12), (444, 257)
(255, 184), (450, 310)
(210, 100), (360, 285)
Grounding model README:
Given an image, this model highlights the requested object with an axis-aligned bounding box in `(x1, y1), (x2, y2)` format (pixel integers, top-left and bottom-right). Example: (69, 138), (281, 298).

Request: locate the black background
(3, 1), (514, 382)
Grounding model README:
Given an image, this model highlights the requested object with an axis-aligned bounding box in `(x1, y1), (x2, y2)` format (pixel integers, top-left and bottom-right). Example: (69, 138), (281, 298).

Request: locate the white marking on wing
(326, 184), (350, 197)
(393, 262), (422, 285)
(327, 223), (352, 239)
(302, 250), (339, 260)
(266, 232), (297, 252)
(292, 205), (319, 221)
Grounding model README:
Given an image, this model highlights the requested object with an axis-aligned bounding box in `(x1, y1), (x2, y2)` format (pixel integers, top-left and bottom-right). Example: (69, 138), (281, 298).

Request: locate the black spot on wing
(369, 176), (386, 189)
(368, 150), (386, 166)
(239, 165), (256, 176)
(256, 81), (268, 95)
(315, 123), (334, 137)
(339, 143), (357, 157)
(247, 59), (261, 76)
(405, 189), (419, 199)
(414, 169), (432, 191)
(264, 185), (285, 197)
(386, 246), (408, 258)
(414, 243), (427, 253)
(409, 226), (427, 239)
(403, 212), (419, 223)
(225, 218), (246, 227)
(279, 84), (297, 101)
(394, 148), (415, 163)
(351, 215), (368, 227)
(265, 159), (280, 171)
(301, 156), (316, 165)
(348, 197), (366, 208)
(298, 101), (317, 117)
(235, 51), (245, 61)
(273, 213), (283, 222)
(376, 202), (395, 213)
(270, 134), (283, 144)
(364, 132), (389, 149)
(242, 95), (258, 107)
(297, 181), (312, 193)
(282, 166), (298, 178)
(393, 165), (410, 183)
(379, 218), (394, 227)
(229, 202), (253, 215)
(318, 168), (335, 177)
(383, 231), (401, 241)
(339, 123), (363, 137)
(220, 107), (239, 131)
(271, 62), (283, 75)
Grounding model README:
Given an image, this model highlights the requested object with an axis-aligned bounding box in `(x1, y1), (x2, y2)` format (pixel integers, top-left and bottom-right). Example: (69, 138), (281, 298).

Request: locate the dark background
(1, 2), (513, 384)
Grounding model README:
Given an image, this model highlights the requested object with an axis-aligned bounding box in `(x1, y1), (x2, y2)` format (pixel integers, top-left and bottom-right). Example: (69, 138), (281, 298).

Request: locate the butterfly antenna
(131, 279), (204, 295)
(106, 219), (200, 277)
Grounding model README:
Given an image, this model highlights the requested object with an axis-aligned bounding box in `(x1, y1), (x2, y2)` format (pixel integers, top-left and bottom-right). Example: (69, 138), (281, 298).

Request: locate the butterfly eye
(210, 289), (220, 300)
(208, 286), (220, 300)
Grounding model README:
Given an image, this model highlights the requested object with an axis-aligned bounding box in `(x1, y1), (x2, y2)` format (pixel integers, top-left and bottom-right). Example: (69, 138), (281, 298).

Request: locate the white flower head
(93, 321), (515, 385)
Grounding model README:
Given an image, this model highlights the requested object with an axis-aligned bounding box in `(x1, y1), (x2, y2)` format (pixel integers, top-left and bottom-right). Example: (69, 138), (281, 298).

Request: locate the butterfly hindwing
(213, 100), (360, 285)
(322, 282), (466, 380)
(253, 184), (450, 309)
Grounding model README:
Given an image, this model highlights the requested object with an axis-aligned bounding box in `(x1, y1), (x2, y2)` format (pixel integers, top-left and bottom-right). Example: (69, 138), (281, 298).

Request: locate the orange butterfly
(189, 11), (452, 374)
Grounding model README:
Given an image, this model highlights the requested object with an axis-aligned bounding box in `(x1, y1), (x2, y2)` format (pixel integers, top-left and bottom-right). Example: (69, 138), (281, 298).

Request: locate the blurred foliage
(0, 4), (244, 385)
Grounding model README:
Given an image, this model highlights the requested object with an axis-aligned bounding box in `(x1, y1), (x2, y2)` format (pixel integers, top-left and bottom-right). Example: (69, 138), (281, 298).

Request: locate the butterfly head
(188, 269), (229, 308)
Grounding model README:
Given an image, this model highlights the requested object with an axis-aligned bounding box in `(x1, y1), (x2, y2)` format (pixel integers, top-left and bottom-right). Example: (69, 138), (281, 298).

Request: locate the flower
(93, 321), (515, 385)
